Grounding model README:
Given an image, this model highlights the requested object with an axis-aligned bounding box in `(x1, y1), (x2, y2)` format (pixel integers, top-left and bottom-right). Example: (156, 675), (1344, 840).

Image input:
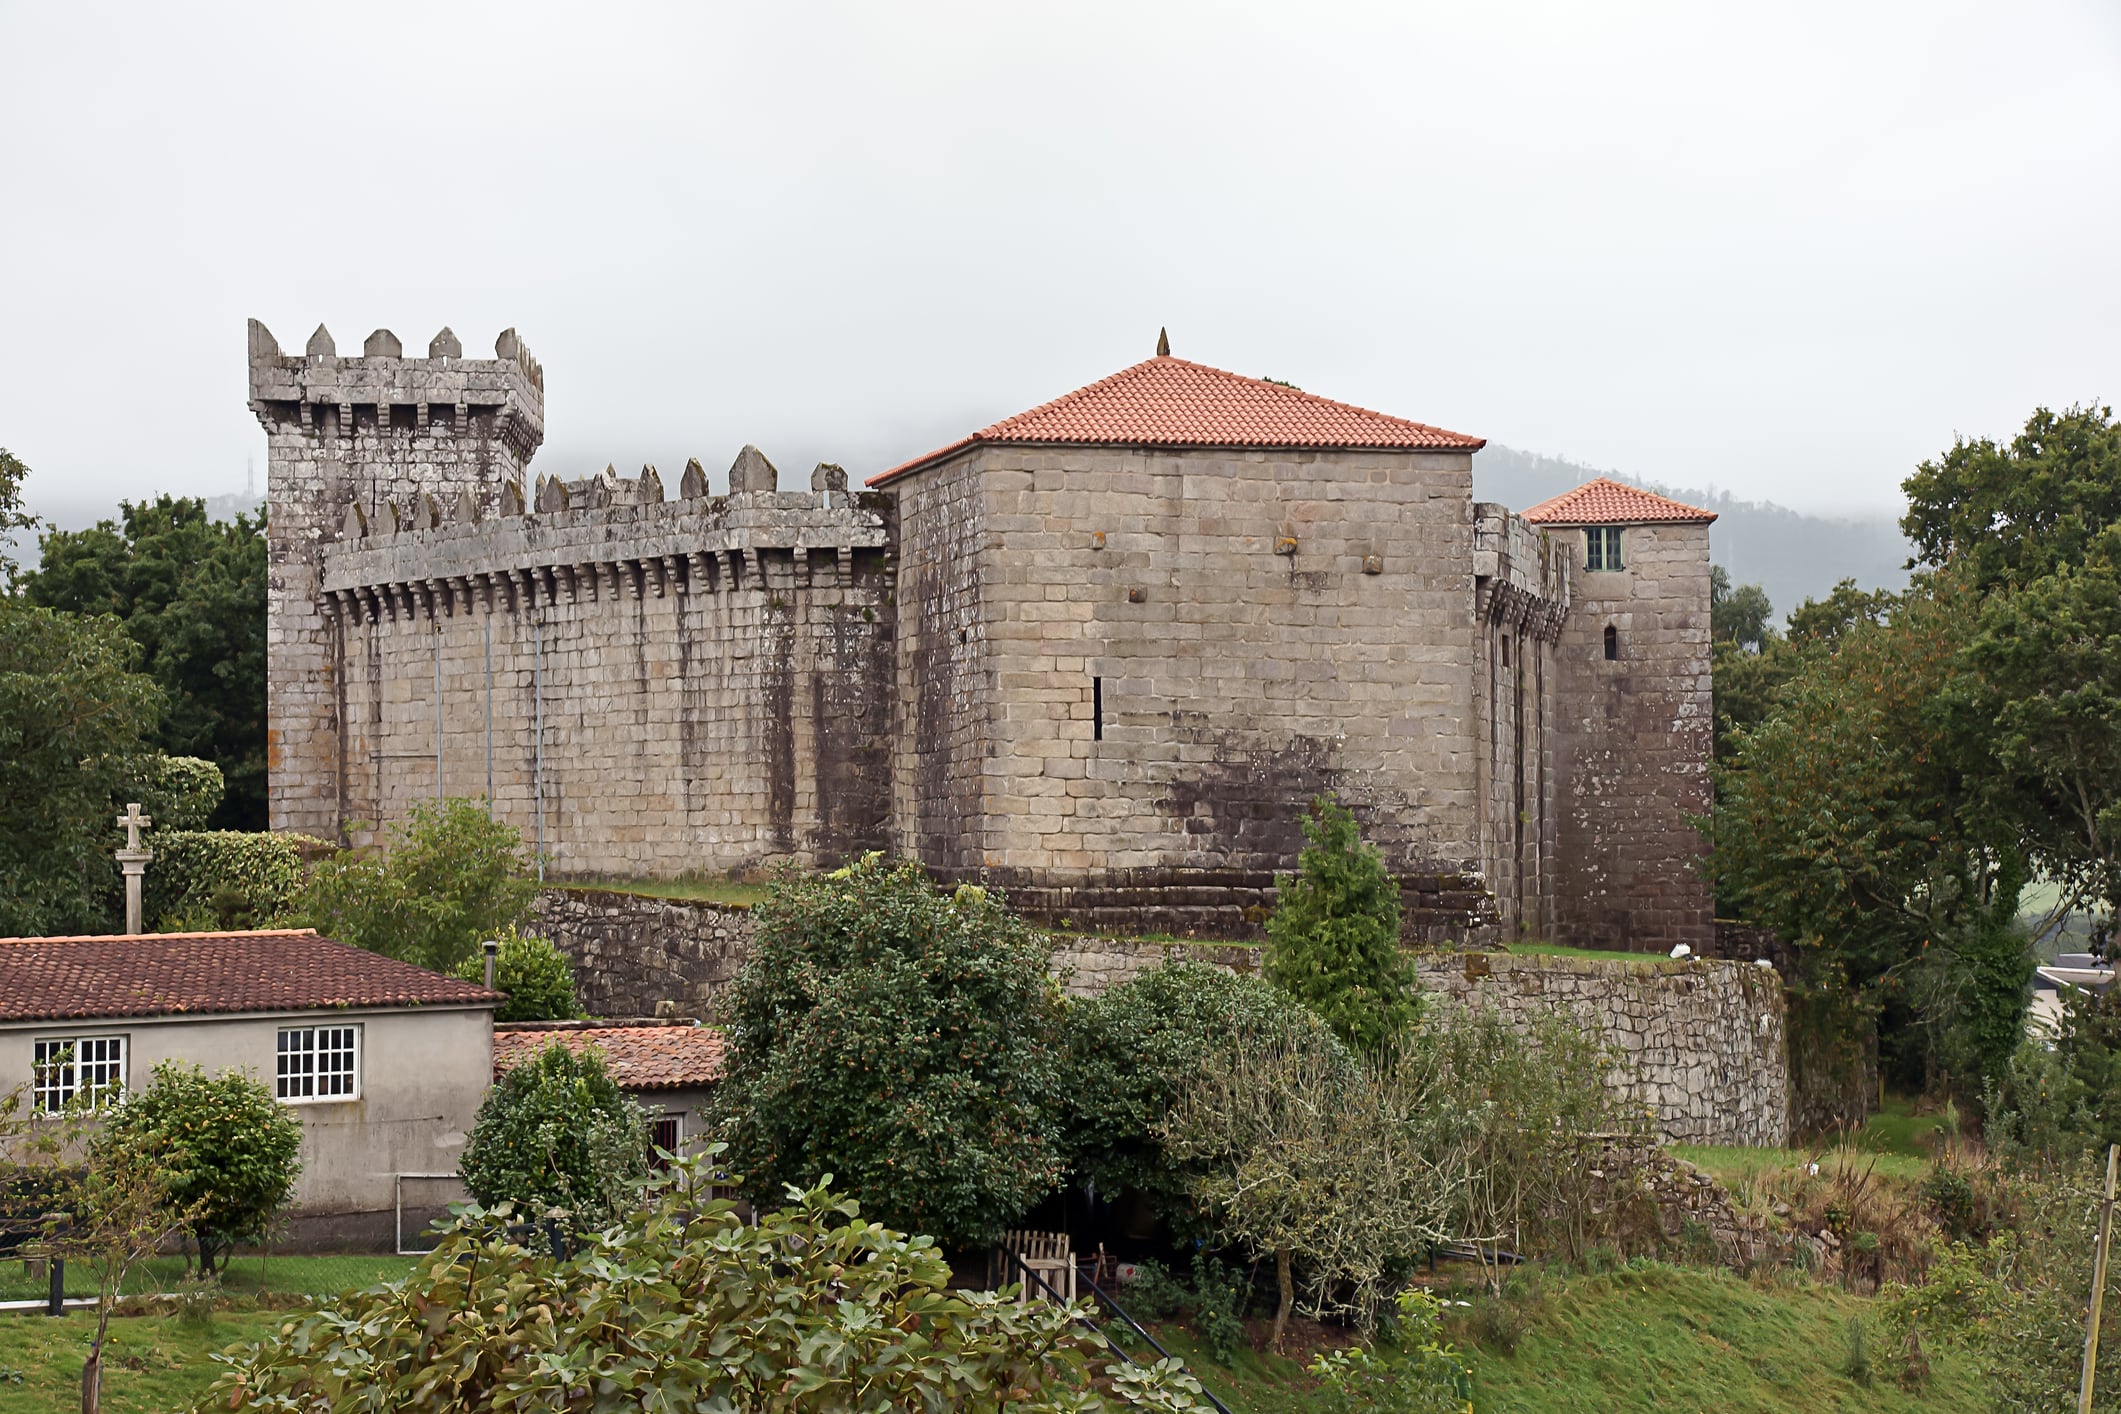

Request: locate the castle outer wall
(253, 324), (1712, 950)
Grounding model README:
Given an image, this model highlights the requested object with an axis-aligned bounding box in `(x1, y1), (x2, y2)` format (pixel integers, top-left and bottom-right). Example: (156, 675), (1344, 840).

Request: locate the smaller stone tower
(248, 321), (544, 838)
(1526, 478), (1717, 952)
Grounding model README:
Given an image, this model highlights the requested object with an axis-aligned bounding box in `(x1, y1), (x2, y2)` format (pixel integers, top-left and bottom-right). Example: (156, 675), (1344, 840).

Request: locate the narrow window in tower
(1501, 634), (1511, 667)
(1604, 624), (1619, 660)
(1092, 676), (1104, 741)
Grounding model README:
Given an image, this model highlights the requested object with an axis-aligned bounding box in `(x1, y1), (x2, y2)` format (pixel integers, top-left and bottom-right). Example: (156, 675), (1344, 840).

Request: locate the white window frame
(276, 1023), (362, 1104)
(1584, 526), (1625, 572)
(32, 1035), (128, 1114)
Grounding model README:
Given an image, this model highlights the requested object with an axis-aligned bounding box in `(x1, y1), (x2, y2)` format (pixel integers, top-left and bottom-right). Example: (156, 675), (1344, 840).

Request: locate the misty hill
(1475, 445), (1911, 626)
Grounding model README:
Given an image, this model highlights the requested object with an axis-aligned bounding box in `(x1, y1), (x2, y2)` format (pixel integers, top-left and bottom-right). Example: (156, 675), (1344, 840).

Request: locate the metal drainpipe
(433, 610), (443, 803)
(484, 611), (494, 811)
(533, 610), (545, 883)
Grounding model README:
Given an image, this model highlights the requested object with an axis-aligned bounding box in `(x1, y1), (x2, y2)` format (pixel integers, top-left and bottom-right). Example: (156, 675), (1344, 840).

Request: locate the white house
(0, 928), (499, 1250)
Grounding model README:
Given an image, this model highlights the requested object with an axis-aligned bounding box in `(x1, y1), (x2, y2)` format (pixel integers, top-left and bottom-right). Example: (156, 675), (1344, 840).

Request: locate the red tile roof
(1519, 477), (1717, 526)
(869, 355), (1484, 485)
(0, 930), (501, 1023)
(493, 1024), (728, 1090)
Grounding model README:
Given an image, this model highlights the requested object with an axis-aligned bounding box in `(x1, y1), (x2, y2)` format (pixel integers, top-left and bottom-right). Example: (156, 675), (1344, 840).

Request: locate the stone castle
(250, 321), (1716, 949)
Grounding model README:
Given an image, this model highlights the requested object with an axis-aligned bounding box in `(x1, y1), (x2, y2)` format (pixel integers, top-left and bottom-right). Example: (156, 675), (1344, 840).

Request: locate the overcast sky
(2, 1), (2116, 528)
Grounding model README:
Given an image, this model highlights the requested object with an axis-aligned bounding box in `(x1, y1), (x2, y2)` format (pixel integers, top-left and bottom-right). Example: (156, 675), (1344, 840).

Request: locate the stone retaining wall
(1414, 952), (1788, 1147)
(533, 887), (753, 1019)
(538, 888), (1788, 1145)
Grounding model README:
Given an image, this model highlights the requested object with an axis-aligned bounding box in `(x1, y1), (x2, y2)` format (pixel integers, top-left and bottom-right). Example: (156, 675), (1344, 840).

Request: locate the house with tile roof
(493, 1020), (726, 1159)
(0, 928), (499, 1250)
(255, 326), (1716, 952)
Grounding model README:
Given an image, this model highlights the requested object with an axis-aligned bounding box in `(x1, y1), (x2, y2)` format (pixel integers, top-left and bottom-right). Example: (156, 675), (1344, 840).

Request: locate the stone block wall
(1471, 504), (1571, 941)
(1550, 521), (1716, 951)
(311, 460), (895, 877)
(1413, 952), (1787, 1146)
(533, 888), (754, 1019)
(891, 443), (1502, 940)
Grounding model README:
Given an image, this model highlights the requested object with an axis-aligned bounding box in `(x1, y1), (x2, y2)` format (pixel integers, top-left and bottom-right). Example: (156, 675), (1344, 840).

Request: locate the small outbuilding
(0, 928), (500, 1250)
(493, 1019), (727, 1159)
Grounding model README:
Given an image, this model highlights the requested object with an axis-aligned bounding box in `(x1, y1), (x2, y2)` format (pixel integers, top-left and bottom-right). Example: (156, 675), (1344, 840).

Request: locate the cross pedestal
(114, 803), (153, 935)
(117, 850), (152, 934)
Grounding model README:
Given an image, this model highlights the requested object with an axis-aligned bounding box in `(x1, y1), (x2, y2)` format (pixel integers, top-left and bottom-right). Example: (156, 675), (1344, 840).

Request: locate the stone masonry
(532, 888), (1786, 1146)
(256, 327), (1716, 950)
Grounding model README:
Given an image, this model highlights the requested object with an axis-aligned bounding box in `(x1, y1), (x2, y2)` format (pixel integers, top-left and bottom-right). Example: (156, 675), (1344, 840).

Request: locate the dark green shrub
(295, 798), (536, 973)
(452, 929), (581, 1022)
(205, 1160), (1214, 1411)
(458, 1040), (648, 1227)
(126, 753), (223, 830)
(145, 829), (318, 931)
(92, 1061), (302, 1275)
(711, 856), (1068, 1247)
(1061, 961), (1325, 1219)
(1261, 795), (1414, 1052)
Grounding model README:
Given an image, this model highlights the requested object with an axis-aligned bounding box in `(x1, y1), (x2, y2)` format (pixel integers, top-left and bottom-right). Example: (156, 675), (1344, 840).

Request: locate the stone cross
(117, 802), (151, 852)
(114, 803), (153, 935)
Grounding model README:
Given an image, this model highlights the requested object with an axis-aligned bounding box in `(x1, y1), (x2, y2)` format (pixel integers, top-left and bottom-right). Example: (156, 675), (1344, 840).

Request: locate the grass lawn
(0, 1308), (281, 1414)
(0, 1252), (417, 1304)
(1675, 1095), (1955, 1189)
(1129, 1263), (1990, 1413)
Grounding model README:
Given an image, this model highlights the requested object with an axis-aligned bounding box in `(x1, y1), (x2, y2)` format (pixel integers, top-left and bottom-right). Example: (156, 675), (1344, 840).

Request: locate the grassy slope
(0, 1310), (281, 1414)
(0, 1252), (415, 1304)
(1140, 1264), (1989, 1414)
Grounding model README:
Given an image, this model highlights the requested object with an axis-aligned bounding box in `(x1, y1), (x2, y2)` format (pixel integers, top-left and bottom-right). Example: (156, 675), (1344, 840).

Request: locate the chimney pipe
(482, 938), (499, 990)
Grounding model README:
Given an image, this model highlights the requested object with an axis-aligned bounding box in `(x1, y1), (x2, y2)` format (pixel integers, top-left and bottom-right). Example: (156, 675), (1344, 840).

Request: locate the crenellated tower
(248, 320), (545, 837)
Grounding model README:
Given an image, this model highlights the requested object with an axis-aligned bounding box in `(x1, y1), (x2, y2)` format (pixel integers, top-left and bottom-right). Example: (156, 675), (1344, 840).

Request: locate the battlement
(318, 445), (892, 618)
(246, 319), (544, 460)
(1472, 502), (1571, 638)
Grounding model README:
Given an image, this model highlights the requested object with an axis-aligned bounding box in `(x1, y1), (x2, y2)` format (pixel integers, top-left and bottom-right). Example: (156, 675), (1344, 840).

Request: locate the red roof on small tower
(1519, 477), (1717, 526)
(868, 355), (1484, 485)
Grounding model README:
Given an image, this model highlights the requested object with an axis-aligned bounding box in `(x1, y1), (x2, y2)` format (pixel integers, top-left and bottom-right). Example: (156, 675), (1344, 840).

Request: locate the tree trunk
(1270, 1247), (1293, 1353)
(80, 1344), (99, 1414)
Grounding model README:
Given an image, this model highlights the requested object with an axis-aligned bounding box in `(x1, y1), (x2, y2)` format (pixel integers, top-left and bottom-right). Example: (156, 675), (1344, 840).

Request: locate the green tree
(1709, 564), (1774, 650)
(295, 797), (537, 973)
(0, 447), (36, 588)
(0, 602), (162, 936)
(1709, 581), (2031, 1093)
(458, 1041), (648, 1227)
(1160, 1017), (1461, 1350)
(1262, 795), (1413, 1052)
(1901, 402), (2121, 590)
(201, 1160), (1212, 1412)
(23, 496), (267, 828)
(451, 928), (582, 1022)
(1986, 983), (2121, 1167)
(711, 855), (1068, 1248)
(1957, 529), (2121, 915)
(1060, 961), (1330, 1221)
(93, 1061), (302, 1275)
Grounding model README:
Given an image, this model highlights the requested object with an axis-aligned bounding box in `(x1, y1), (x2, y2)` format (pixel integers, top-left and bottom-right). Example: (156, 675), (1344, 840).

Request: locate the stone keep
(252, 327), (1715, 950)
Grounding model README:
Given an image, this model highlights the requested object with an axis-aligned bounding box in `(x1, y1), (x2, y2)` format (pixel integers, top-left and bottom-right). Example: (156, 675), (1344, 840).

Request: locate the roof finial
(1156, 327), (1171, 357)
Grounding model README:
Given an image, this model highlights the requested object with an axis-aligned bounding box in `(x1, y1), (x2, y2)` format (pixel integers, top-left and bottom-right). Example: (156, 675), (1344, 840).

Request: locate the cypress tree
(1262, 794), (1415, 1051)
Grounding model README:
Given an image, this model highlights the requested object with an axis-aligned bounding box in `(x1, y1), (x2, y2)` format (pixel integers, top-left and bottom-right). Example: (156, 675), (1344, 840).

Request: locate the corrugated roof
(1519, 477), (1717, 526)
(0, 930), (501, 1022)
(492, 1024), (728, 1090)
(869, 355), (1483, 485)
